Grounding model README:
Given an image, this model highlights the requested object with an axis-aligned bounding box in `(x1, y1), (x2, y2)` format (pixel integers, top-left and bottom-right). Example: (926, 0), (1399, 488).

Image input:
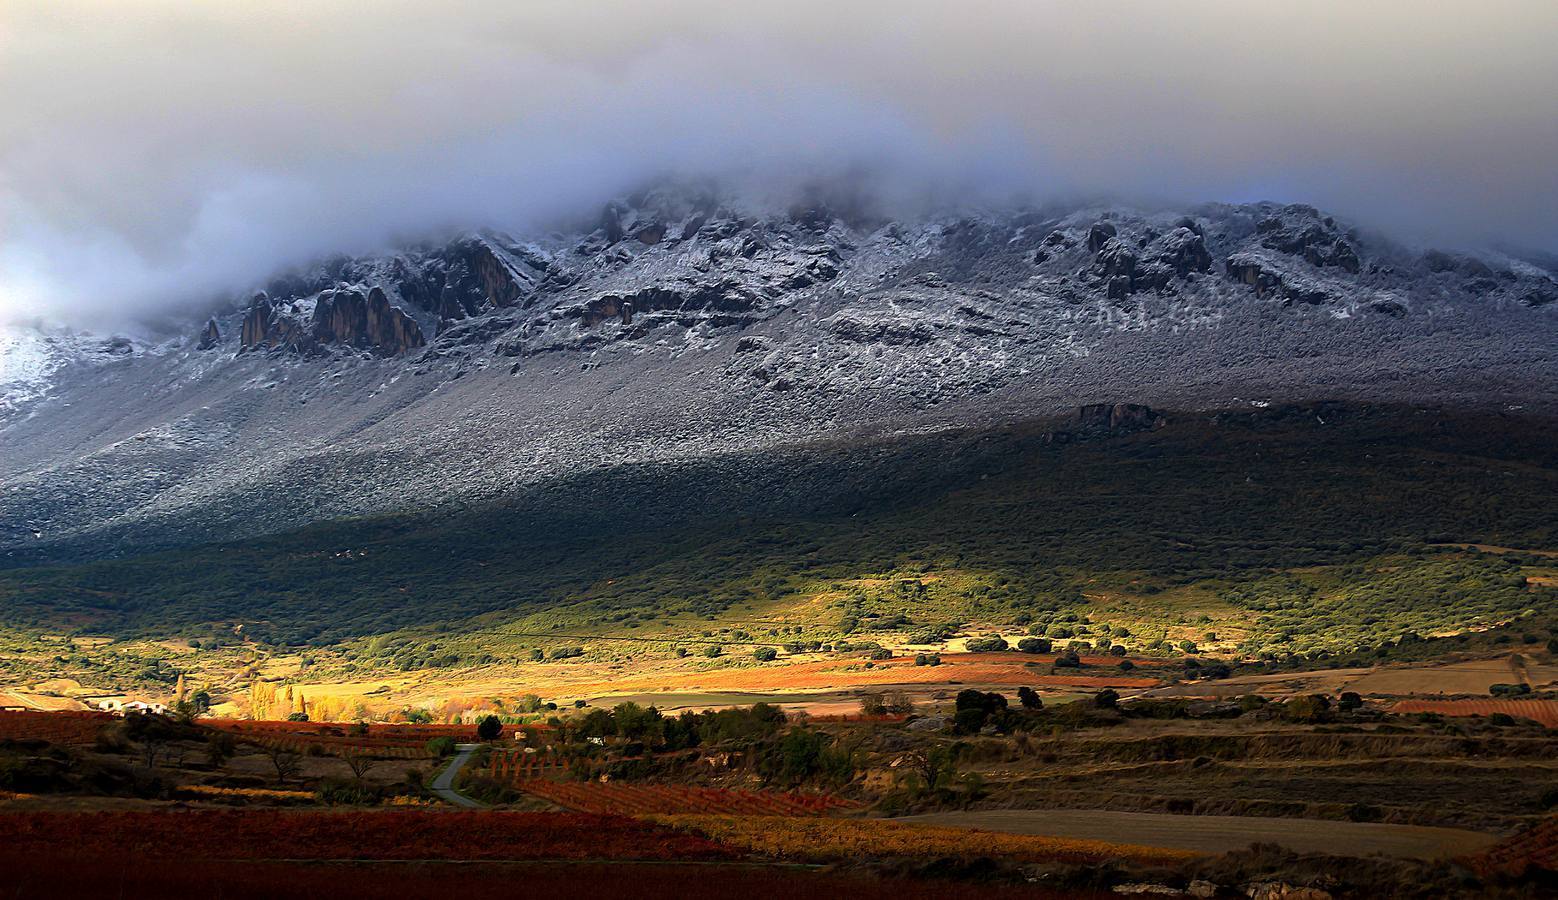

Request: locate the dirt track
(899, 809), (1500, 859)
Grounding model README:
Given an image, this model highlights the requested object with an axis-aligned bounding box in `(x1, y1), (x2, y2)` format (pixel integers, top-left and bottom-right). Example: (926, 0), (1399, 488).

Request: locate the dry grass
(648, 814), (1201, 866)
(173, 785), (317, 805)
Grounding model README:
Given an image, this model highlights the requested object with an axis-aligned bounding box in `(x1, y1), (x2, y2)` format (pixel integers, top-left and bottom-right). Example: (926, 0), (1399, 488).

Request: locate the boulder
(1075, 403), (1162, 433)
(1087, 221), (1118, 252)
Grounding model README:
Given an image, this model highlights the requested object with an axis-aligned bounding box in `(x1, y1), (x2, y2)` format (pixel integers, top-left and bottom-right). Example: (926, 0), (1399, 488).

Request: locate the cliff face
(237, 287), (424, 356)
(311, 287), (424, 356)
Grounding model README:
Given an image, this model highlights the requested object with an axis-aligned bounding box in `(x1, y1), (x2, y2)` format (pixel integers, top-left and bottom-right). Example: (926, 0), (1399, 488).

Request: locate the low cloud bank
(3, 2), (1555, 327)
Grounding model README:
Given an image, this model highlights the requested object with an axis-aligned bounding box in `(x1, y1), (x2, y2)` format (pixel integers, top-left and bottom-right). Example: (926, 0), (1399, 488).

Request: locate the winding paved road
(429, 743), (484, 808)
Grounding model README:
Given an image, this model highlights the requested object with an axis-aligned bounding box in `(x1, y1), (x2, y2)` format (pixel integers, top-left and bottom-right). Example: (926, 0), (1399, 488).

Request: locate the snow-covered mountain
(2, 187), (1555, 563)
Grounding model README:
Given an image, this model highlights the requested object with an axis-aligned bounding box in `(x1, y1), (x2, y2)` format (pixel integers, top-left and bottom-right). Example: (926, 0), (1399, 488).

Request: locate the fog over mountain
(4, 1), (1557, 328)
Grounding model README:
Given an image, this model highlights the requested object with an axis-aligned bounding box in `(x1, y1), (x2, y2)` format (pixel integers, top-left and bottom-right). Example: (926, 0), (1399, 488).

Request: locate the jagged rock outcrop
(311, 287), (425, 356)
(239, 287), (423, 356)
(1087, 221), (1118, 252)
(1225, 253), (1335, 305)
(1255, 205), (1361, 273)
(197, 318), (221, 350)
(239, 293), (272, 348)
(1092, 224), (1210, 298)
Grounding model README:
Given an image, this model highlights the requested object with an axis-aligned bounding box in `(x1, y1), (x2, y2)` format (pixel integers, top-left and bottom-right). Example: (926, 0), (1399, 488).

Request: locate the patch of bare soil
(899, 809), (1500, 859)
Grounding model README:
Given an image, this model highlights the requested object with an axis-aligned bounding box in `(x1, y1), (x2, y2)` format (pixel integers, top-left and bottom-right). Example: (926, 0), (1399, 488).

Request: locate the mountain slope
(2, 405), (1554, 658)
(2, 190), (1555, 564)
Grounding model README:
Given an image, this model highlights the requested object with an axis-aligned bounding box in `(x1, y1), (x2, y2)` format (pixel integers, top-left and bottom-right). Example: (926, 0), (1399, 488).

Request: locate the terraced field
(1393, 698), (1558, 728)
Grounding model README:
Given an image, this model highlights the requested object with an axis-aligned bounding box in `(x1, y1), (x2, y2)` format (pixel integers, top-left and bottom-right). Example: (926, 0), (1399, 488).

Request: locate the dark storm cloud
(3, 1), (1556, 325)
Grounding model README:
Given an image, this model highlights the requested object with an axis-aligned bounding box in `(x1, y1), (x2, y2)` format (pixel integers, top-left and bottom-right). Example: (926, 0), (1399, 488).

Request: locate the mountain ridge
(2, 189), (1555, 564)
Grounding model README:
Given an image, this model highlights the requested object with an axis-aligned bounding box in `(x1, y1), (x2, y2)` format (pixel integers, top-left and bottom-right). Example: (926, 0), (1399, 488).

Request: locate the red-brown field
(0, 859), (1100, 900)
(484, 747), (570, 780)
(0, 709), (112, 744)
(0, 809), (732, 861)
(1469, 815), (1558, 876)
(1392, 699), (1558, 728)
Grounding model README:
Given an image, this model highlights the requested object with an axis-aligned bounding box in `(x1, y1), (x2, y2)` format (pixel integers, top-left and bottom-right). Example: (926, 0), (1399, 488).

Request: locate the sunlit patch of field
(648, 814), (1201, 866)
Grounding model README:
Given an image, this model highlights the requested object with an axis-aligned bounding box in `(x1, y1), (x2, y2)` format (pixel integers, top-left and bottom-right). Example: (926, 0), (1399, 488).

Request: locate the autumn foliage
(0, 710), (112, 744)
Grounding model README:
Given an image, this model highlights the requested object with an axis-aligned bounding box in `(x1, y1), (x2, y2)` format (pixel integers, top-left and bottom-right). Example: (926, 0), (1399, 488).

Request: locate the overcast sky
(3, 1), (1557, 327)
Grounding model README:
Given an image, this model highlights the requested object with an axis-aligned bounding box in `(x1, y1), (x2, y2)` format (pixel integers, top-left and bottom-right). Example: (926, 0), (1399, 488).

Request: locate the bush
(953, 690), (1008, 733)
(476, 715), (502, 741)
(757, 729), (855, 787)
(914, 653), (941, 666)
(1093, 689), (1119, 709)
(1490, 683), (1531, 696)
(703, 645), (724, 658)
(1017, 637), (1051, 654)
(965, 635), (1009, 653)
(425, 737), (456, 758)
(753, 647), (778, 662)
(1337, 691), (1363, 712)
(1281, 695), (1331, 723)
(1016, 686), (1043, 709)
(317, 777), (382, 806)
(953, 708), (990, 734)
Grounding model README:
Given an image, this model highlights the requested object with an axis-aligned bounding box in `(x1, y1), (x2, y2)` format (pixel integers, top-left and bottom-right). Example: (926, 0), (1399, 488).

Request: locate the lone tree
(343, 749), (377, 782)
(476, 715), (503, 741)
(265, 745), (303, 785)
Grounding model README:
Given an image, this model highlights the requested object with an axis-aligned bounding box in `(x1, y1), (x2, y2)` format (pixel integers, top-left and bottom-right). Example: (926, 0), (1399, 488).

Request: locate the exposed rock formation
(1255, 205), (1361, 273)
(197, 318), (221, 350)
(1225, 253), (1335, 305)
(239, 287), (423, 356)
(239, 293), (272, 348)
(1074, 402), (1162, 433)
(311, 287), (425, 356)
